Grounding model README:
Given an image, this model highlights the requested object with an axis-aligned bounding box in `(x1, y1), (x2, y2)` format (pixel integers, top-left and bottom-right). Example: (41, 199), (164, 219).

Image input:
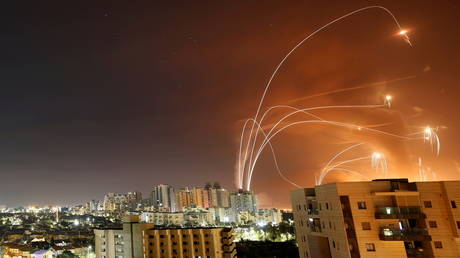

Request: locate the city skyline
(1, 1), (460, 209)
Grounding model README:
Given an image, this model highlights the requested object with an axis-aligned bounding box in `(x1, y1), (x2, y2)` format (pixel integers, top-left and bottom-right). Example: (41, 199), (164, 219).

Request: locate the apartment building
(95, 215), (235, 258)
(94, 215), (154, 258)
(291, 179), (460, 258)
(143, 227), (236, 258)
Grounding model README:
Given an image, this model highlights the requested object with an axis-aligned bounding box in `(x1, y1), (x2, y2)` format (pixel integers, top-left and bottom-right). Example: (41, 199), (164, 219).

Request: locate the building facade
(143, 227), (236, 258)
(103, 193), (129, 212)
(140, 212), (184, 226)
(176, 188), (194, 211)
(291, 179), (460, 258)
(94, 215), (154, 258)
(151, 184), (177, 212)
(95, 216), (235, 258)
(229, 190), (257, 215)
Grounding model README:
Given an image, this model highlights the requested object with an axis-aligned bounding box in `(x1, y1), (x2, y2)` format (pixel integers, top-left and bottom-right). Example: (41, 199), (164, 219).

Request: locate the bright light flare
(424, 127), (432, 135)
(372, 152), (388, 177)
(372, 152), (382, 159)
(423, 126), (440, 156)
(384, 95), (392, 108)
(397, 29), (412, 46)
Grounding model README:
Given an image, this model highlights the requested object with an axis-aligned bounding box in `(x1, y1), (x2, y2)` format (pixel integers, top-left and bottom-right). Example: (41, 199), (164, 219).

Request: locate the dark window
(452, 201), (457, 208)
(171, 235), (175, 238)
(206, 248), (210, 252)
(160, 235), (165, 238)
(361, 222), (371, 230)
(434, 241), (443, 248)
(149, 235), (154, 239)
(319, 203), (322, 210)
(429, 221), (437, 228)
(366, 243), (375, 252)
(193, 241), (199, 245)
(358, 202), (367, 209)
(194, 249), (198, 252)
(326, 203), (329, 210)
(329, 221), (332, 229)
(204, 234), (209, 237)
(456, 221), (460, 229)
(424, 201), (432, 208)
(332, 241), (336, 248)
(183, 241), (188, 245)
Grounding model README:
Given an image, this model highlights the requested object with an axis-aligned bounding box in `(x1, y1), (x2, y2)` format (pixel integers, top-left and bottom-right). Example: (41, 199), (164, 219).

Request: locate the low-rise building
(143, 227), (236, 258)
(140, 212), (184, 226)
(94, 215), (235, 258)
(256, 209), (283, 225)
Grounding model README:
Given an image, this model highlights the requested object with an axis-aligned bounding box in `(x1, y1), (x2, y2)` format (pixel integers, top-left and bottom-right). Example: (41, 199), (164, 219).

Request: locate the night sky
(1, 1), (460, 208)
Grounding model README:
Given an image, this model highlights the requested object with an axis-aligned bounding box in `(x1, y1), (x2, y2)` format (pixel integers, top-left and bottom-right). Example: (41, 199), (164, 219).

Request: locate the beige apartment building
(95, 215), (235, 258)
(143, 227), (236, 258)
(291, 179), (460, 258)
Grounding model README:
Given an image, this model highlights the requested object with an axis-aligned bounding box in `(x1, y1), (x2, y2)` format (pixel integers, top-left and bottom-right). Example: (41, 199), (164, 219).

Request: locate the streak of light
(239, 5), (410, 189)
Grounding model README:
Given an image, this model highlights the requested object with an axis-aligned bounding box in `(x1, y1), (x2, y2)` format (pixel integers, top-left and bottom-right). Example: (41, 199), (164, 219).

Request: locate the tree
(58, 250), (78, 258)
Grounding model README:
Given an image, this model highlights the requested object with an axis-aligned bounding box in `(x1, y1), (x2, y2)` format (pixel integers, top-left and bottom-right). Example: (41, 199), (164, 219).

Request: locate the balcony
(379, 228), (431, 241)
(375, 206), (426, 219)
(307, 208), (318, 215)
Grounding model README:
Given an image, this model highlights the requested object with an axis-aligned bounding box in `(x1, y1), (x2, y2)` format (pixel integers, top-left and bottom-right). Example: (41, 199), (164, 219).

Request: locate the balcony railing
(307, 208), (318, 215)
(379, 227), (431, 241)
(375, 206), (426, 219)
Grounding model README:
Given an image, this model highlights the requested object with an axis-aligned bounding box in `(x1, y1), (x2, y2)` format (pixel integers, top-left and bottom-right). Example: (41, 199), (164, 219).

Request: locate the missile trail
(239, 5), (410, 189)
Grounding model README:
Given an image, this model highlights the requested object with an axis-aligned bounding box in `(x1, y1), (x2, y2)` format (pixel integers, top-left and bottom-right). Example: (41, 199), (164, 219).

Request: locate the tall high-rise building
(191, 187), (212, 208)
(151, 184), (177, 212)
(127, 191), (142, 210)
(210, 188), (230, 208)
(176, 187), (194, 211)
(103, 193), (129, 212)
(229, 189), (257, 214)
(291, 179), (460, 258)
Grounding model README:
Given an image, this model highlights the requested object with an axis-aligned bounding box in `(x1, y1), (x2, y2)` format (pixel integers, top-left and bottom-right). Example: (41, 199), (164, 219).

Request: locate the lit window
(357, 202), (367, 209)
(366, 243), (375, 252)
